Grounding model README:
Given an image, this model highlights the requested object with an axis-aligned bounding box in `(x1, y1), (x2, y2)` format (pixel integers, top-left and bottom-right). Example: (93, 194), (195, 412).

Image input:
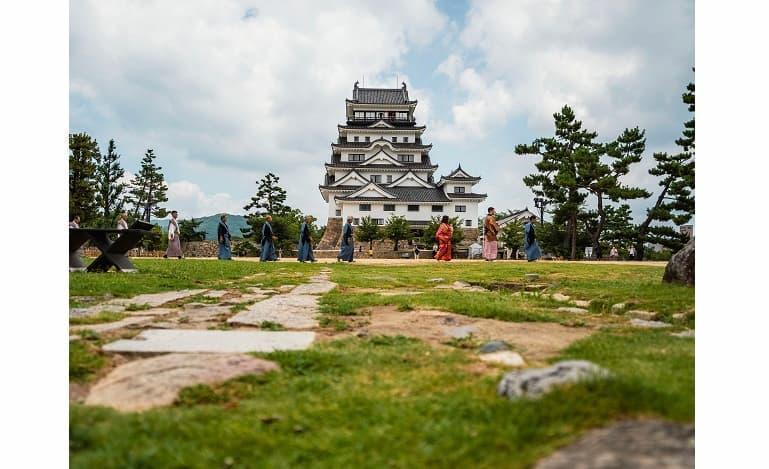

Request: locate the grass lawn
(69, 259), (694, 468)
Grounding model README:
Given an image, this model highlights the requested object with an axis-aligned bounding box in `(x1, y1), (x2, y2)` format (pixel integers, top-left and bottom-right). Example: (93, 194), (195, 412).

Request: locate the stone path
(102, 329), (317, 353)
(70, 289), (207, 318)
(85, 353), (279, 412)
(535, 419), (694, 468)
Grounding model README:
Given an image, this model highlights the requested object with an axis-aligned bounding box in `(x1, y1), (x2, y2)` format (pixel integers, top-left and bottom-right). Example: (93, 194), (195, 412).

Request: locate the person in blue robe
(337, 216), (355, 262)
(260, 215), (278, 261)
(524, 215), (542, 262)
(217, 214), (232, 260)
(297, 215), (316, 262)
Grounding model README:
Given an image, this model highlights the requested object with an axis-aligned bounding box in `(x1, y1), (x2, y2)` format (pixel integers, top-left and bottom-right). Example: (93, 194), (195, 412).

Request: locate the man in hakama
(523, 215), (542, 262)
(217, 214), (232, 260)
(297, 216), (316, 263)
(260, 215), (278, 262)
(164, 210), (183, 259)
(483, 207), (499, 261)
(337, 216), (355, 262)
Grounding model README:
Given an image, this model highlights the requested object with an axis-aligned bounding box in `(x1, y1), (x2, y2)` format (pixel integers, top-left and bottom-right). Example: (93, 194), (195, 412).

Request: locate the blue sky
(70, 0), (694, 223)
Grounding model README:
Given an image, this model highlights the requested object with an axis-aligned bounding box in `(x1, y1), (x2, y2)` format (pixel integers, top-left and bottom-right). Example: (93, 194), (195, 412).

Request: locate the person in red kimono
(434, 215), (454, 262)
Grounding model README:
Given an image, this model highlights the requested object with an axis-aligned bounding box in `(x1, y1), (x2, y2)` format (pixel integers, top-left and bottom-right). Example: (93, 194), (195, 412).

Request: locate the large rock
(85, 353), (279, 411)
(498, 360), (609, 400)
(535, 419), (694, 468)
(228, 294), (320, 329)
(102, 329), (316, 353)
(663, 237), (695, 285)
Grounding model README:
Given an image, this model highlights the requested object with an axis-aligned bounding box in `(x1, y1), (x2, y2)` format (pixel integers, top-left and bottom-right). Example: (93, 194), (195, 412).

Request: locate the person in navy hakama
(297, 216), (316, 263)
(260, 215), (278, 262)
(524, 215), (542, 262)
(217, 214), (232, 260)
(337, 216), (355, 262)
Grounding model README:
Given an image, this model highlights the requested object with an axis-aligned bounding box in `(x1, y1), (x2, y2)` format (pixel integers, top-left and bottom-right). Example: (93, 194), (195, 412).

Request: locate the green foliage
(94, 139), (128, 228)
(178, 218), (206, 242)
(383, 215), (413, 250)
(69, 311), (126, 325)
(498, 221), (524, 252)
(128, 149), (168, 222)
(140, 225), (166, 251)
(69, 132), (100, 223)
(233, 239), (258, 257)
(601, 204), (637, 250)
(421, 216), (465, 247)
(636, 78), (695, 257)
(245, 209), (306, 251)
(355, 216), (382, 250)
(243, 172), (289, 217)
(69, 341), (106, 382)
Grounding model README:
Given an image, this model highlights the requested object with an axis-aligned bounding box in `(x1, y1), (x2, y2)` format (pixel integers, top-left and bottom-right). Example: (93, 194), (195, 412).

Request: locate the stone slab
(123, 307), (177, 317)
(446, 325), (477, 339)
(557, 307), (589, 314)
(479, 351), (526, 367)
(498, 360), (609, 400)
(611, 303), (626, 312)
(551, 293), (571, 302)
(71, 316), (155, 334)
(630, 319), (672, 329)
(85, 353), (279, 412)
(535, 419), (694, 469)
(228, 294), (320, 329)
(203, 290), (229, 298)
(379, 291), (424, 297)
(102, 329), (316, 353)
(69, 303), (127, 318)
(291, 280), (336, 295)
(572, 300), (591, 308)
(112, 289), (208, 308)
(181, 303), (233, 322)
(672, 329), (695, 338)
(627, 310), (658, 321)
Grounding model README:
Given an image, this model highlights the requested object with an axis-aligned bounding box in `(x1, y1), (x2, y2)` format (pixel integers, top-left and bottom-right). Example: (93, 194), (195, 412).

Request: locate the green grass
(71, 331), (693, 468)
(69, 259), (322, 302)
(69, 311), (126, 326)
(70, 260), (693, 467)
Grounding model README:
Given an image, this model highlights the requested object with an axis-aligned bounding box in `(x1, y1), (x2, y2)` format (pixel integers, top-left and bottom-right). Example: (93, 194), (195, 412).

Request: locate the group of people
(258, 214), (317, 263)
(479, 207), (541, 262)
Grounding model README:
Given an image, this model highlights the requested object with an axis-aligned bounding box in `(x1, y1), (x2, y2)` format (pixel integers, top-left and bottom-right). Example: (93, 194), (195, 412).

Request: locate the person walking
(260, 215), (278, 262)
(434, 216), (454, 262)
(217, 214), (232, 260)
(116, 212), (129, 230)
(483, 207), (499, 261)
(337, 216), (355, 262)
(609, 246), (619, 260)
(523, 215), (541, 262)
(628, 245), (637, 261)
(69, 215), (80, 229)
(297, 215), (316, 263)
(164, 210), (183, 259)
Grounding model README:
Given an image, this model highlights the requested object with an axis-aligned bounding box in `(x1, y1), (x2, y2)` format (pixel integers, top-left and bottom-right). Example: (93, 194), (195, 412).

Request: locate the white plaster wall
(337, 201), (481, 227)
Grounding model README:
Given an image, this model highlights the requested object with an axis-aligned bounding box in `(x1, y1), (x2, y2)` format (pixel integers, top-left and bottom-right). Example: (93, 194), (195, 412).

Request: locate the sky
(70, 0), (694, 223)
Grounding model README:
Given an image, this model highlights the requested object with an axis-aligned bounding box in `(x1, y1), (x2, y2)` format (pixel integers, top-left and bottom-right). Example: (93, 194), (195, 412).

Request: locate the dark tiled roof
(350, 83), (415, 104)
(447, 192), (488, 199)
(332, 140), (432, 150)
(326, 161), (437, 170)
(318, 185), (359, 191)
(441, 164), (480, 180)
(338, 187), (451, 203)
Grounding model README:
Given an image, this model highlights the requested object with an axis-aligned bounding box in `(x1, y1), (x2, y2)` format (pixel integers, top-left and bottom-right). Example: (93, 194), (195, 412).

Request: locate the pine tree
(498, 222), (524, 254)
(244, 172), (289, 216)
(516, 105), (598, 259)
(635, 79), (695, 258)
(580, 127), (650, 258)
(383, 216), (413, 251)
(94, 139), (127, 227)
(128, 149), (168, 222)
(69, 132), (100, 223)
(178, 218), (206, 242)
(356, 216), (382, 251)
(601, 204), (637, 250)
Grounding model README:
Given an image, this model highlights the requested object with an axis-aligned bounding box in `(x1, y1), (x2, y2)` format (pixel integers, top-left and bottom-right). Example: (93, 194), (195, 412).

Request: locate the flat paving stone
(551, 293), (571, 302)
(112, 289), (208, 308)
(630, 318), (672, 329)
(572, 300), (591, 308)
(557, 307), (589, 314)
(479, 351), (526, 367)
(479, 340), (511, 354)
(85, 353), (279, 412)
(71, 316), (156, 334)
(102, 329), (316, 353)
(379, 290), (424, 297)
(627, 310), (658, 321)
(291, 280), (337, 295)
(446, 325), (477, 339)
(228, 295), (320, 329)
(202, 290), (229, 298)
(535, 419), (694, 469)
(70, 303), (127, 318)
(123, 307), (177, 317)
(672, 329), (695, 338)
(181, 303), (233, 322)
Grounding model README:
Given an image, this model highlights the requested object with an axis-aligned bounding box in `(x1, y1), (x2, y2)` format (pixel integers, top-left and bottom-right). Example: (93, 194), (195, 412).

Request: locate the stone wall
(183, 241), (219, 257)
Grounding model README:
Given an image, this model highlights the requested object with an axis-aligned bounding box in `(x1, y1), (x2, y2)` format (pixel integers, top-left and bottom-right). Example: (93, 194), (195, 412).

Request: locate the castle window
(374, 218), (385, 225)
(392, 136), (397, 143)
(360, 204), (371, 211)
(408, 205), (419, 212)
(465, 219), (472, 227)
(398, 154), (414, 162)
(335, 209), (341, 216)
(349, 154), (364, 162)
(384, 204), (395, 211)
(403, 136), (409, 142)
(454, 186), (466, 193)
(371, 175), (382, 183)
(365, 136), (370, 143)
(354, 218), (360, 225)
(431, 205), (443, 212)
(455, 205), (466, 213)
(354, 136), (359, 142)
(386, 175), (393, 183)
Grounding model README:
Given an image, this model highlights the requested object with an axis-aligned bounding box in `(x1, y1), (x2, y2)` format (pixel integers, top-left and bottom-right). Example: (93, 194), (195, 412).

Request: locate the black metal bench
(69, 220), (156, 272)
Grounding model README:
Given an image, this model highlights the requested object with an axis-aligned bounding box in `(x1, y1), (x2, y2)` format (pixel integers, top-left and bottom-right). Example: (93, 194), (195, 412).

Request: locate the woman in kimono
(434, 215), (453, 262)
(523, 215), (542, 262)
(217, 214), (232, 260)
(337, 216), (355, 262)
(483, 207), (499, 261)
(297, 215), (316, 263)
(260, 215), (278, 262)
(164, 210), (183, 259)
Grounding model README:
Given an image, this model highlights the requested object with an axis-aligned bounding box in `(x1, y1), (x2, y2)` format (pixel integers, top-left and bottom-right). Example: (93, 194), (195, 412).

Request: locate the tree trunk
(636, 182), (671, 261)
(591, 194), (605, 259)
(570, 213), (577, 260)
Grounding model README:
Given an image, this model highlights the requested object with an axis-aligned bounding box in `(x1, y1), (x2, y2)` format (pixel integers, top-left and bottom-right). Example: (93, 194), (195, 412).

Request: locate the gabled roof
(446, 192), (488, 199)
(332, 138), (432, 152)
(347, 82), (417, 105)
(338, 123), (426, 131)
(497, 208), (538, 226)
(330, 170), (367, 187)
(344, 182), (397, 200)
(437, 164), (481, 185)
(387, 170), (434, 189)
(359, 149), (403, 166)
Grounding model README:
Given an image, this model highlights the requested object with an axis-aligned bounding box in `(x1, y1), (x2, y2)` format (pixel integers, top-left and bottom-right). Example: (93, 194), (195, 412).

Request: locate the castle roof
(348, 82), (417, 105)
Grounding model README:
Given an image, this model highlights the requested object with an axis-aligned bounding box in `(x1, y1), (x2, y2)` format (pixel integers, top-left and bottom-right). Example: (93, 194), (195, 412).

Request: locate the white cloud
(70, 0), (448, 218)
(166, 180), (243, 218)
(433, 0), (693, 143)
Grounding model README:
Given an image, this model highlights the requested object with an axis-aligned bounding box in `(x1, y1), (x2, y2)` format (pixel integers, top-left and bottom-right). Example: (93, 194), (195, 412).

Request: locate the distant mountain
(151, 214), (250, 240)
